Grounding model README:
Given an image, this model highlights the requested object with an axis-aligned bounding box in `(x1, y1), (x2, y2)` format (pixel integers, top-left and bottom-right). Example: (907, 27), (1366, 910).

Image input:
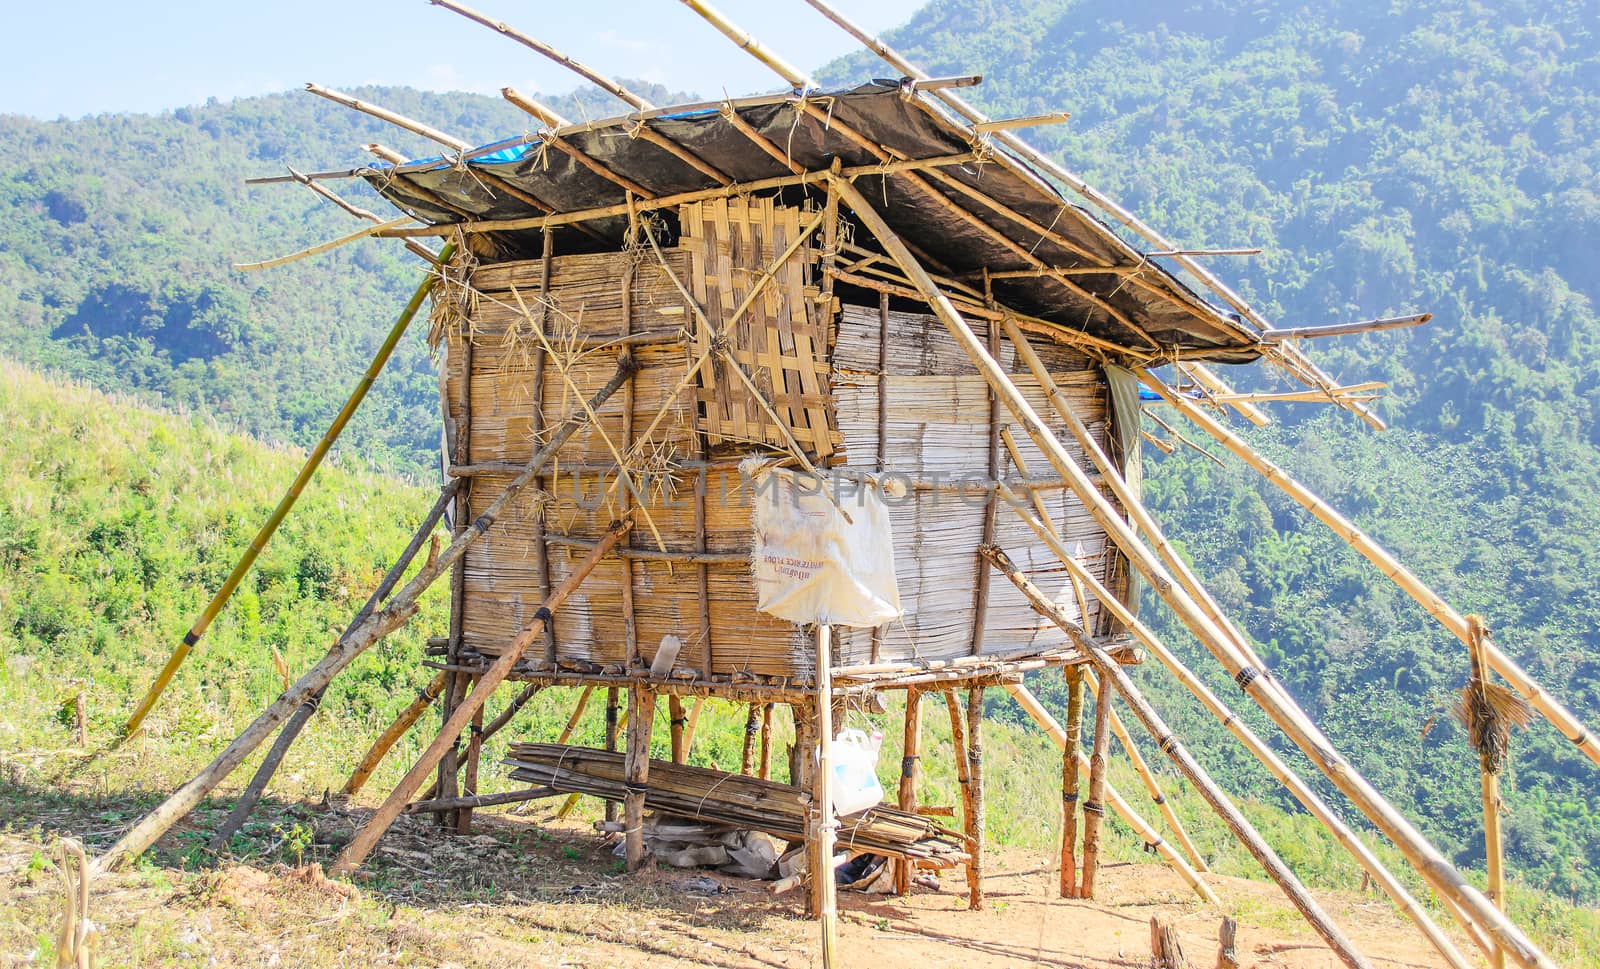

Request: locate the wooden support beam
(942, 690), (978, 905)
(812, 624), (840, 968)
(343, 671), (450, 797)
(1060, 668), (1084, 898)
(741, 703), (762, 775)
(965, 686), (987, 910)
(604, 687), (621, 823)
(759, 703), (775, 780)
(625, 687), (658, 871)
(405, 786), (560, 815)
(896, 688), (923, 894)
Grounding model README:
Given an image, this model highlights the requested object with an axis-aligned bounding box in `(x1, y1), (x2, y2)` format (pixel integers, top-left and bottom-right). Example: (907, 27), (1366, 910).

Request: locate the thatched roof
(360, 82), (1260, 360)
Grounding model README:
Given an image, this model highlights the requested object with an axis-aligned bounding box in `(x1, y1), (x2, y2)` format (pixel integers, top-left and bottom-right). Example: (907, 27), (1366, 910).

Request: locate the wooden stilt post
(1081, 659), (1209, 872)
(330, 518), (634, 875)
(1080, 670), (1113, 899)
(964, 686), (987, 910)
(456, 704), (485, 833)
(604, 687), (621, 824)
(896, 688), (923, 894)
(812, 623), (840, 968)
(833, 174), (1548, 969)
(759, 703), (775, 780)
(989, 545), (1374, 969)
(1008, 681), (1217, 903)
(669, 695), (687, 764)
(741, 703), (761, 775)
(997, 482), (1481, 967)
(942, 689), (978, 904)
(1061, 667), (1084, 898)
(625, 686), (658, 872)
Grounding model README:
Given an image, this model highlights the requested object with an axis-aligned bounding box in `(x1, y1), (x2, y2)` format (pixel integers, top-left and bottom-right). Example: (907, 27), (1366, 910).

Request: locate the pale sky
(5, 1), (927, 119)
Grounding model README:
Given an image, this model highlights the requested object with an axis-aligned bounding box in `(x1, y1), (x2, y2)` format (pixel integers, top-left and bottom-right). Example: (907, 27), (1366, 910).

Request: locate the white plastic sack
(743, 460), (902, 628)
(830, 728), (886, 816)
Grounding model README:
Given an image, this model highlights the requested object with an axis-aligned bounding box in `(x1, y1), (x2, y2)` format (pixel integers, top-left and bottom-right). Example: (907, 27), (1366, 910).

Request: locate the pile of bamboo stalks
(503, 742), (969, 865)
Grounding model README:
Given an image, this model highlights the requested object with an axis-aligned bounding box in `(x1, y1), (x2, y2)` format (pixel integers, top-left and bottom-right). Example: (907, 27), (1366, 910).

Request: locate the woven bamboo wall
(441, 216), (1127, 681)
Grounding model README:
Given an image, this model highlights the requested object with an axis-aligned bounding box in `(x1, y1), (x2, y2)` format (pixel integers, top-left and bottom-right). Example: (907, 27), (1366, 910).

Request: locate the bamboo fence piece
(502, 743), (969, 863)
(343, 671), (450, 797)
(989, 551), (1370, 967)
(830, 176), (1551, 965)
(813, 624), (839, 965)
(1008, 682), (1215, 903)
(996, 481), (1479, 967)
(122, 243), (457, 737)
(1061, 667), (1083, 898)
(1141, 369), (1600, 775)
(213, 479), (460, 848)
(332, 517), (635, 874)
(1079, 668), (1112, 899)
(897, 688), (923, 894)
(1078, 658), (1210, 872)
(798, 0), (1383, 429)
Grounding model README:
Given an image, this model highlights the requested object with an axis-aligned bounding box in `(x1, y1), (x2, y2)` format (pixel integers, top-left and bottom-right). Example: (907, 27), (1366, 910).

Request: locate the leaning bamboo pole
(996, 482), (1482, 967)
(332, 518), (634, 874)
(831, 175), (1551, 968)
(1141, 369), (1600, 774)
(96, 360), (634, 873)
(989, 548), (1372, 969)
(1006, 684), (1217, 904)
(343, 671), (449, 798)
(122, 243), (457, 736)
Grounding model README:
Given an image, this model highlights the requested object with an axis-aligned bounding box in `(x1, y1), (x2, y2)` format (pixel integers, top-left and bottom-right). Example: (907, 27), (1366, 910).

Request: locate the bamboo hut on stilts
(96, 3), (1600, 968)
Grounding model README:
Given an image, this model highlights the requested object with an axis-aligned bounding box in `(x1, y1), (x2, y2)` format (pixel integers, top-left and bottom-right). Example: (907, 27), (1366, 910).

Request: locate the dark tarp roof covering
(362, 82), (1260, 360)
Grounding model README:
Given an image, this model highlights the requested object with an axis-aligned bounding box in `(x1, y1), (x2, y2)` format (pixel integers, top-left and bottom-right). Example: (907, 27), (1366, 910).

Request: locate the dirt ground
(0, 780), (1463, 969)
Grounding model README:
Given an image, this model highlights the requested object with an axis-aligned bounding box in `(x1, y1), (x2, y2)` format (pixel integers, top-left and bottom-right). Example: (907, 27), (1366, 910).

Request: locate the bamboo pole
(831, 175), (1551, 966)
(897, 688), (923, 895)
(232, 216), (415, 271)
(123, 244), (457, 736)
(1142, 369), (1600, 775)
(989, 548), (1372, 969)
(625, 688), (658, 871)
(964, 686), (987, 910)
(212, 480), (459, 848)
(332, 518), (633, 874)
(343, 672), (449, 797)
(551, 687), (601, 820)
(679, 0), (816, 90)
(97, 360), (631, 873)
(1080, 670), (1113, 899)
(812, 624), (840, 967)
(997, 482), (1481, 967)
(1060, 668), (1084, 898)
(405, 786), (560, 815)
(1008, 682), (1216, 904)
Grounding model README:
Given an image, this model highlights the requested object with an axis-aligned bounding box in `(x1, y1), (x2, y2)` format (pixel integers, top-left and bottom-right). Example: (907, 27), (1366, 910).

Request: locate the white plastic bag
(743, 460), (902, 628)
(830, 728), (885, 816)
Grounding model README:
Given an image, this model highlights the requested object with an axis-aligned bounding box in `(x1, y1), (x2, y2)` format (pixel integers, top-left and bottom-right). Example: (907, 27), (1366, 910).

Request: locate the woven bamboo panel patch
(678, 198), (840, 459)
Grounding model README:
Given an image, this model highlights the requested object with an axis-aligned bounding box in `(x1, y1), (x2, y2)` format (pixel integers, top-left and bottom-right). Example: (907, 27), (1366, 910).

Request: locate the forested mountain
(818, 0), (1600, 901)
(2, 0), (1596, 904)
